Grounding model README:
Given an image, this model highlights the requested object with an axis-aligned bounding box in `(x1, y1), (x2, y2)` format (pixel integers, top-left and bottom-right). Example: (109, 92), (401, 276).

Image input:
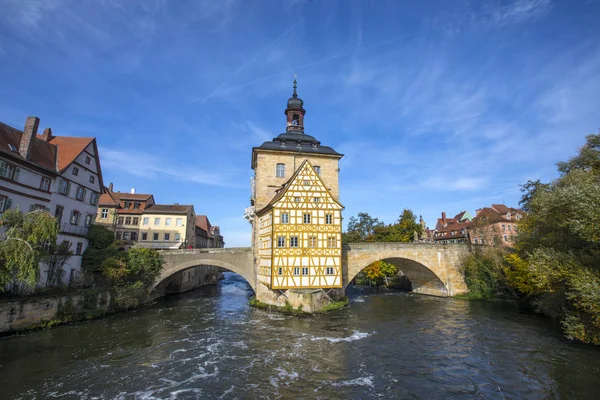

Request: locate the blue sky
(1, 0), (599, 247)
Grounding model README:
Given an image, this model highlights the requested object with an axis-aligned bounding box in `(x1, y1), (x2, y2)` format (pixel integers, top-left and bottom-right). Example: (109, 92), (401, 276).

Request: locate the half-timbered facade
(256, 160), (343, 289)
(249, 80), (344, 301)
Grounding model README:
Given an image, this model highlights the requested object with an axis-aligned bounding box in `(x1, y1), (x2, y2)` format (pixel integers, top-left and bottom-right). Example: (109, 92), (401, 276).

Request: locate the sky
(1, 0), (599, 247)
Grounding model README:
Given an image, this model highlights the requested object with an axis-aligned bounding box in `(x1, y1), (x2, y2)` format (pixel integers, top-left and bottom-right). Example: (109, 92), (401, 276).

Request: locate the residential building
(468, 204), (524, 246)
(195, 215), (225, 248)
(136, 204), (196, 249)
(96, 184), (155, 242)
(433, 211), (472, 244)
(249, 80), (344, 290)
(0, 116), (103, 286)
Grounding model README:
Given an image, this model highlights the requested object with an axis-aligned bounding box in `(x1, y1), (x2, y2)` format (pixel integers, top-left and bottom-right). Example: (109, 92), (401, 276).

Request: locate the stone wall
(0, 290), (112, 334)
(161, 265), (223, 295)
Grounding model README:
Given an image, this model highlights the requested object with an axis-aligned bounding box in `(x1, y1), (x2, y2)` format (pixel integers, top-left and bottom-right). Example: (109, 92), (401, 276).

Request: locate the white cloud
(100, 147), (244, 188)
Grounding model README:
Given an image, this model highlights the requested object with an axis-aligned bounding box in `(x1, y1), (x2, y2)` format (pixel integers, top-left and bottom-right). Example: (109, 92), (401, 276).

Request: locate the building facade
(433, 211), (472, 244)
(195, 215), (225, 248)
(468, 204), (523, 246)
(247, 80), (344, 305)
(137, 204), (196, 249)
(96, 185), (155, 242)
(0, 117), (104, 286)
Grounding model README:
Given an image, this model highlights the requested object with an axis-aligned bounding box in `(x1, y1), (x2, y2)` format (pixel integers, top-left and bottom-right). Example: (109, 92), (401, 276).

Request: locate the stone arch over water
(343, 243), (469, 297)
(152, 248), (255, 299)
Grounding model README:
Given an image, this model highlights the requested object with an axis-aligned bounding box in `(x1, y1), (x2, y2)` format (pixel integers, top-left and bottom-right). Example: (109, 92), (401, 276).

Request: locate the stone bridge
(152, 243), (470, 298)
(343, 242), (470, 296)
(151, 247), (254, 296)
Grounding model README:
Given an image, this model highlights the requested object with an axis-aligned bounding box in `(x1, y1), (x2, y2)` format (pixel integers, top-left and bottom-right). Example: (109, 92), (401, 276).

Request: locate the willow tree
(0, 208), (59, 290)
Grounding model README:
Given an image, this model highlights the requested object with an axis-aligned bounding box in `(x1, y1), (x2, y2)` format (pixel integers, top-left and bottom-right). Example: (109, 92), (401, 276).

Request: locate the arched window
(276, 163), (285, 177)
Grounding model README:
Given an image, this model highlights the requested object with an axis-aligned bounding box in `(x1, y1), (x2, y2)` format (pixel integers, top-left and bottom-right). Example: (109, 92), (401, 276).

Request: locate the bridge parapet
(344, 242), (470, 296)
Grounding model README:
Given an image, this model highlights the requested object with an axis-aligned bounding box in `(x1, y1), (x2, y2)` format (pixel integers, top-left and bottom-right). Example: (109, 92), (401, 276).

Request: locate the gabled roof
(47, 136), (94, 173)
(99, 191), (117, 206)
(196, 215), (212, 232)
(0, 121), (57, 173)
(256, 159), (343, 215)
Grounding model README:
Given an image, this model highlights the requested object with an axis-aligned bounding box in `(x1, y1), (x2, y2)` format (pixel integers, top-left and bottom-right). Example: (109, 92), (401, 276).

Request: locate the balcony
(59, 223), (89, 236)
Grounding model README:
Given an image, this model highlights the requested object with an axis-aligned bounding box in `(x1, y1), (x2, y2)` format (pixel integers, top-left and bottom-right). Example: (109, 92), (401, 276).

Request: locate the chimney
(40, 127), (53, 142)
(19, 116), (39, 159)
(441, 212), (447, 226)
(108, 182), (113, 192)
(130, 188), (135, 194)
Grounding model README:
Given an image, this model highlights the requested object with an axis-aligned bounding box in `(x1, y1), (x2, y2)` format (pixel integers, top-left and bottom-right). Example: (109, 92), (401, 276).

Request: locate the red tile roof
(196, 215), (212, 232)
(0, 121), (57, 172)
(47, 136), (94, 173)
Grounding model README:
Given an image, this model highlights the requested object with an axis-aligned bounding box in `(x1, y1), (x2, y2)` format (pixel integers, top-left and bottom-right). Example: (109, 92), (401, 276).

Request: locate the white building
(0, 116), (104, 287)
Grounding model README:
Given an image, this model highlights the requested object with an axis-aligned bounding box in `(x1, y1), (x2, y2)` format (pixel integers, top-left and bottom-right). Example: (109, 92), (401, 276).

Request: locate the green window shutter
(14, 168), (20, 181)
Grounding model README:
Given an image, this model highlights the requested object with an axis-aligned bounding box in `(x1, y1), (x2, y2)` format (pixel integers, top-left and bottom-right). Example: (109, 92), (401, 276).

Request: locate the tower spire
(285, 77), (305, 133)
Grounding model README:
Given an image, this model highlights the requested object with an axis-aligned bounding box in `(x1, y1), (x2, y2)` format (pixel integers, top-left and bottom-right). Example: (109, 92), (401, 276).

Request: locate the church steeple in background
(285, 79), (305, 133)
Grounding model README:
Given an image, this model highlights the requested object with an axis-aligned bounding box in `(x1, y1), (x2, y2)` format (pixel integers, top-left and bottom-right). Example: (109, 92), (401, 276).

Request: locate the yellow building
(249, 80), (344, 299)
(136, 204), (196, 249)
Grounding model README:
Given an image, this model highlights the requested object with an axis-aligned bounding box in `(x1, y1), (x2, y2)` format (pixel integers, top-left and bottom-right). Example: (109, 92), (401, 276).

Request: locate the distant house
(195, 215), (225, 248)
(96, 184), (155, 243)
(136, 204), (196, 249)
(433, 211), (472, 244)
(468, 204), (524, 246)
(0, 116), (104, 286)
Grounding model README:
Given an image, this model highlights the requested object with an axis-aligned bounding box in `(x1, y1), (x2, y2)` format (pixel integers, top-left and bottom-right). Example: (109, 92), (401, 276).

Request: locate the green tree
(506, 133), (600, 344)
(0, 209), (59, 291)
(371, 209), (423, 242)
(42, 241), (73, 287)
(343, 212), (383, 243)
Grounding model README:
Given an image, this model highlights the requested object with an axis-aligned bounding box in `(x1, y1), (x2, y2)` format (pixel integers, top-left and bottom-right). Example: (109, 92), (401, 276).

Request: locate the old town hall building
(246, 80), (344, 307)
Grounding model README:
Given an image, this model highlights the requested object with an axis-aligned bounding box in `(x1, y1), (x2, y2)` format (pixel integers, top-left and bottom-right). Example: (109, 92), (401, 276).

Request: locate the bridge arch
(346, 256), (448, 296)
(343, 243), (469, 297)
(151, 248), (255, 299)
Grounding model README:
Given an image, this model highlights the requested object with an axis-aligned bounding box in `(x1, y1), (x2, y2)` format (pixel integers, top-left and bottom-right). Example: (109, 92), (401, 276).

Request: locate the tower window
(303, 214), (311, 224)
(293, 267), (300, 275)
(292, 114), (299, 125)
(327, 236), (337, 248)
(281, 213), (289, 224)
(302, 267), (308, 275)
(313, 166), (321, 175)
(276, 163), (285, 178)
(326, 214), (333, 224)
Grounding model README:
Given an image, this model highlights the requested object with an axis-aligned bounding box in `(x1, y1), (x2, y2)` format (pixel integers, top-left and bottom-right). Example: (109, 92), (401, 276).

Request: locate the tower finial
(292, 78), (297, 98)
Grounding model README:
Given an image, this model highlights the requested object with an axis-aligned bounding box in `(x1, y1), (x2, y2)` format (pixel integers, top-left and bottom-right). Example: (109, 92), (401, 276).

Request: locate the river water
(1, 273), (599, 399)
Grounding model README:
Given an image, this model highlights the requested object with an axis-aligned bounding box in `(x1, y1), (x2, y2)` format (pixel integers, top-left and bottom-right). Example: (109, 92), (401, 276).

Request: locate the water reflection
(1, 273), (600, 399)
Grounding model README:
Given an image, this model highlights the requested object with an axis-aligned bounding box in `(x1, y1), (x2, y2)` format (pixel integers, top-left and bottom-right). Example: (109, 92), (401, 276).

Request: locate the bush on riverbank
(461, 134), (600, 345)
(82, 226), (163, 309)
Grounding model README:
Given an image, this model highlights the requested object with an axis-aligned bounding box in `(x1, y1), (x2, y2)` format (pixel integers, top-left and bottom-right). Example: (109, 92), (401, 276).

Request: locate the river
(1, 273), (599, 399)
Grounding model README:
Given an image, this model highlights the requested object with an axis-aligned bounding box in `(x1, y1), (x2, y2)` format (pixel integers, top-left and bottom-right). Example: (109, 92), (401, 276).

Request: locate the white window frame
(313, 166), (321, 175)
(175, 233), (181, 241)
(293, 267), (300, 276)
(281, 213), (289, 224)
(325, 214), (333, 224)
(165, 218), (172, 226)
(303, 213), (311, 224)
(58, 179), (70, 195)
(277, 236), (286, 247)
(302, 267), (308, 275)
(176, 218), (183, 226)
(70, 210), (80, 225)
(290, 236), (299, 247)
(164, 233), (170, 241)
(276, 163), (285, 178)
(100, 208), (109, 219)
(143, 217), (149, 225)
(40, 177), (51, 191)
(154, 217), (160, 226)
(153, 233), (159, 241)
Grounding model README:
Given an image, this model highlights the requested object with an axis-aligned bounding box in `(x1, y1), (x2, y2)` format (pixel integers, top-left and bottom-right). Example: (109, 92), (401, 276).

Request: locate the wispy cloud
(100, 147), (244, 188)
